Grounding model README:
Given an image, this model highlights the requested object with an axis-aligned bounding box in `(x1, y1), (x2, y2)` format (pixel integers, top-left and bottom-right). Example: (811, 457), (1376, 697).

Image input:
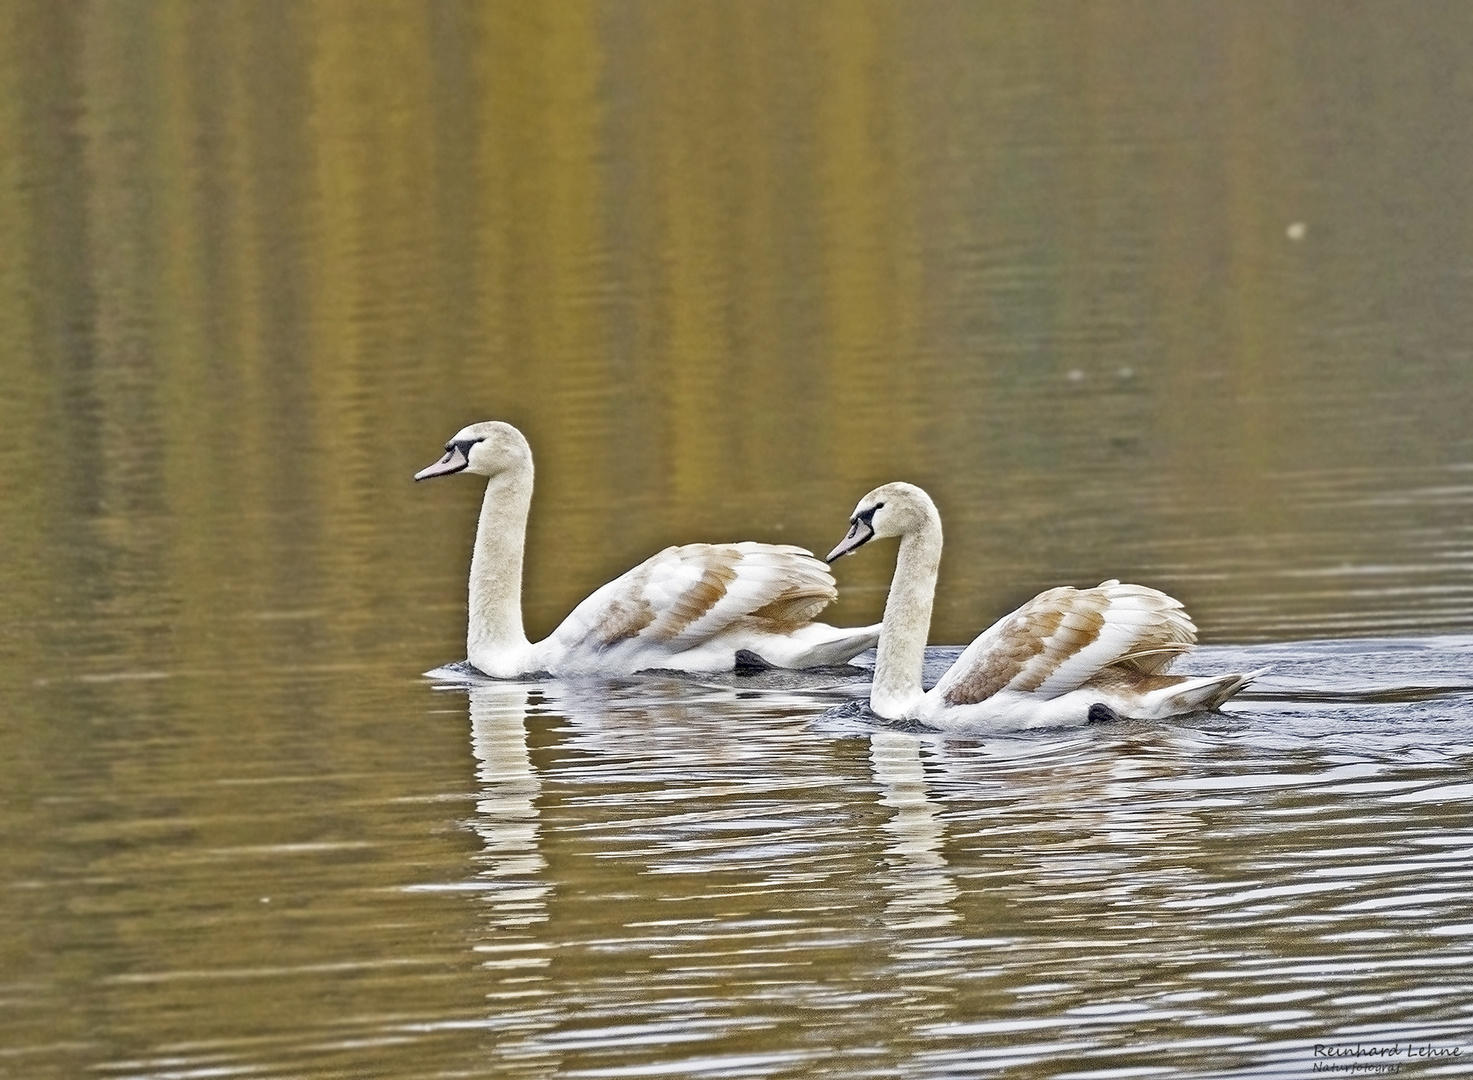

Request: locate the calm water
(3, 3), (1473, 1078)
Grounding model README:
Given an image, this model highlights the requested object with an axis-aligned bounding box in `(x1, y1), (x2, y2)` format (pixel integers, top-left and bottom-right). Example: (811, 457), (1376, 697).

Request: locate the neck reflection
(868, 730), (959, 928)
(468, 682), (549, 932)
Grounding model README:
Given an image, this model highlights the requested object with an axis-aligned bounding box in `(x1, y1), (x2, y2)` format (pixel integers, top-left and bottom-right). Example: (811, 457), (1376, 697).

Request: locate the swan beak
(826, 519), (874, 563)
(414, 444), (471, 481)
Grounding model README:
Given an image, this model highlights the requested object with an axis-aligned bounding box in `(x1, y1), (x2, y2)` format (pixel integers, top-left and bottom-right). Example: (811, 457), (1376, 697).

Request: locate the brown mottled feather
(1113, 644), (1194, 675)
(1005, 589), (1107, 695)
(591, 596), (657, 648)
(942, 585), (1190, 706)
(749, 586), (835, 630)
(1083, 666), (1188, 694)
(572, 542), (839, 653)
(587, 560), (658, 648)
(651, 553), (740, 640)
(943, 596), (1069, 703)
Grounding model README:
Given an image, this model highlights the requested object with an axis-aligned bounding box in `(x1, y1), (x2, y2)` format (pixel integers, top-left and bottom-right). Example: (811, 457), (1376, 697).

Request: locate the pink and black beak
(414, 438), (478, 481)
(826, 506), (878, 563)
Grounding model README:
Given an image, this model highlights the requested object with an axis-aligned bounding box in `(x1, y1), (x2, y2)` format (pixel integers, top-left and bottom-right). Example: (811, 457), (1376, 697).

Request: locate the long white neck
(466, 461), (535, 676)
(870, 517), (942, 720)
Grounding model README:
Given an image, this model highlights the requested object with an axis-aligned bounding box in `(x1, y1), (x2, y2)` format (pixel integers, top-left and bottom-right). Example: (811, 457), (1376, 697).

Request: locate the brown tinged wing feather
(648, 553), (741, 640)
(748, 585), (835, 629)
(579, 559), (659, 650)
(554, 542), (840, 655)
(1112, 643), (1196, 675)
(939, 583), (1197, 707)
(940, 590), (1087, 704)
(744, 547), (838, 629)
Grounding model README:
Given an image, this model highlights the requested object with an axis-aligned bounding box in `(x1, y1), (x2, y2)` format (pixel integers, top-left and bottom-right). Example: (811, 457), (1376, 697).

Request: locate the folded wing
(934, 580), (1198, 706)
(547, 542), (840, 657)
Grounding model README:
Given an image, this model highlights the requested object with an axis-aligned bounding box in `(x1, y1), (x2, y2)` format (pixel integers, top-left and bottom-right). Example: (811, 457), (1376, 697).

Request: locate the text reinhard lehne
(1311, 1043), (1462, 1072)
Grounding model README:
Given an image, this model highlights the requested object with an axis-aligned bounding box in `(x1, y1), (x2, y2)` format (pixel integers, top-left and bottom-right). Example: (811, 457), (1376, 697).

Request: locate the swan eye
(856, 503), (883, 526)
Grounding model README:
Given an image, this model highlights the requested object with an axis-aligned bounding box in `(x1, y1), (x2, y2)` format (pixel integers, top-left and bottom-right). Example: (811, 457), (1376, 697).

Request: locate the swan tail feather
(1151, 666), (1269, 714)
(744, 624), (881, 669)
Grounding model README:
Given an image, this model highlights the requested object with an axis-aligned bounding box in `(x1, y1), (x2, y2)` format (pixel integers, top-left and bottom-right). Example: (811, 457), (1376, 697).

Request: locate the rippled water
(4, 3), (1473, 1078)
(13, 641), (1471, 1079)
(442, 641), (1473, 1077)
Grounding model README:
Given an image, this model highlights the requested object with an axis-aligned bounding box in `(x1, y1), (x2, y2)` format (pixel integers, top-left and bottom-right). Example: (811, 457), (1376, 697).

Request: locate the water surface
(2, 3), (1472, 1078)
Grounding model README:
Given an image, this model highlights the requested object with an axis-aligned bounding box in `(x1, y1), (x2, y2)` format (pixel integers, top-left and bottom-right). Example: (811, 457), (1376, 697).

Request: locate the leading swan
(827, 482), (1263, 730)
(416, 421), (880, 678)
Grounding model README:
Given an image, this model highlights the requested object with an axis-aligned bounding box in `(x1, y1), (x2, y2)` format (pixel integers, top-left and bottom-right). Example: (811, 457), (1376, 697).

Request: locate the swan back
(542, 542), (842, 669)
(932, 581), (1197, 707)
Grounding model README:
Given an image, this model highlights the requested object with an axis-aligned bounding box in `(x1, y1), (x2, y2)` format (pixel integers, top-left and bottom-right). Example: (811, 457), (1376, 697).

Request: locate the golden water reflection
(2, 1), (1470, 671)
(3, 4), (1473, 1077)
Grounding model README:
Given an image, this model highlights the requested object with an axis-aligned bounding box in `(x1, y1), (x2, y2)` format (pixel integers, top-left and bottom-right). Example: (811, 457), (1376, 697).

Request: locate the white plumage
(827, 482), (1264, 730)
(416, 421), (880, 678)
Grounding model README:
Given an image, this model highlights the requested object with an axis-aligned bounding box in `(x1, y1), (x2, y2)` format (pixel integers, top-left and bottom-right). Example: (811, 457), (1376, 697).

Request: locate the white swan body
(416, 421), (880, 678)
(827, 482), (1264, 731)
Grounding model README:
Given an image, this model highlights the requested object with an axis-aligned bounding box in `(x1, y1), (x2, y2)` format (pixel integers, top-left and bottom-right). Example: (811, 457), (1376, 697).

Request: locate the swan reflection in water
(460, 674), (966, 1005)
(462, 674), (963, 931)
(467, 682), (550, 935)
(455, 668), (982, 1074)
(868, 730), (960, 929)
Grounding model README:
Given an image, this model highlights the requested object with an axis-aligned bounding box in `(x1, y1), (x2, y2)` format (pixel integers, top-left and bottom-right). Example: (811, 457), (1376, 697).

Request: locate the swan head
(414, 421), (533, 481)
(827, 482), (939, 562)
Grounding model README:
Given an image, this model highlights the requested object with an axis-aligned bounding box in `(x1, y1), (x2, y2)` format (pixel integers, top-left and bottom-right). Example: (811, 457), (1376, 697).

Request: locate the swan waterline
(415, 421), (881, 679)
(827, 482), (1265, 731)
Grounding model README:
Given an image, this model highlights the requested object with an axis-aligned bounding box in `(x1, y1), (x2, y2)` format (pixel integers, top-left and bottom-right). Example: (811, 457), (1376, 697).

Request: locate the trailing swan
(416, 421), (880, 678)
(827, 482), (1264, 730)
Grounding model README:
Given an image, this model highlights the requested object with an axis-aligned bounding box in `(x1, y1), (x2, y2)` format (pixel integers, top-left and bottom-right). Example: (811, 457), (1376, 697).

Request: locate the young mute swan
(827, 482), (1264, 730)
(416, 421), (881, 678)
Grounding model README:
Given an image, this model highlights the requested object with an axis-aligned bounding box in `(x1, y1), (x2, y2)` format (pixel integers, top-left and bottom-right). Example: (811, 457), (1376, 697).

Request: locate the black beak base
(826, 519), (875, 563)
(414, 443), (472, 481)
